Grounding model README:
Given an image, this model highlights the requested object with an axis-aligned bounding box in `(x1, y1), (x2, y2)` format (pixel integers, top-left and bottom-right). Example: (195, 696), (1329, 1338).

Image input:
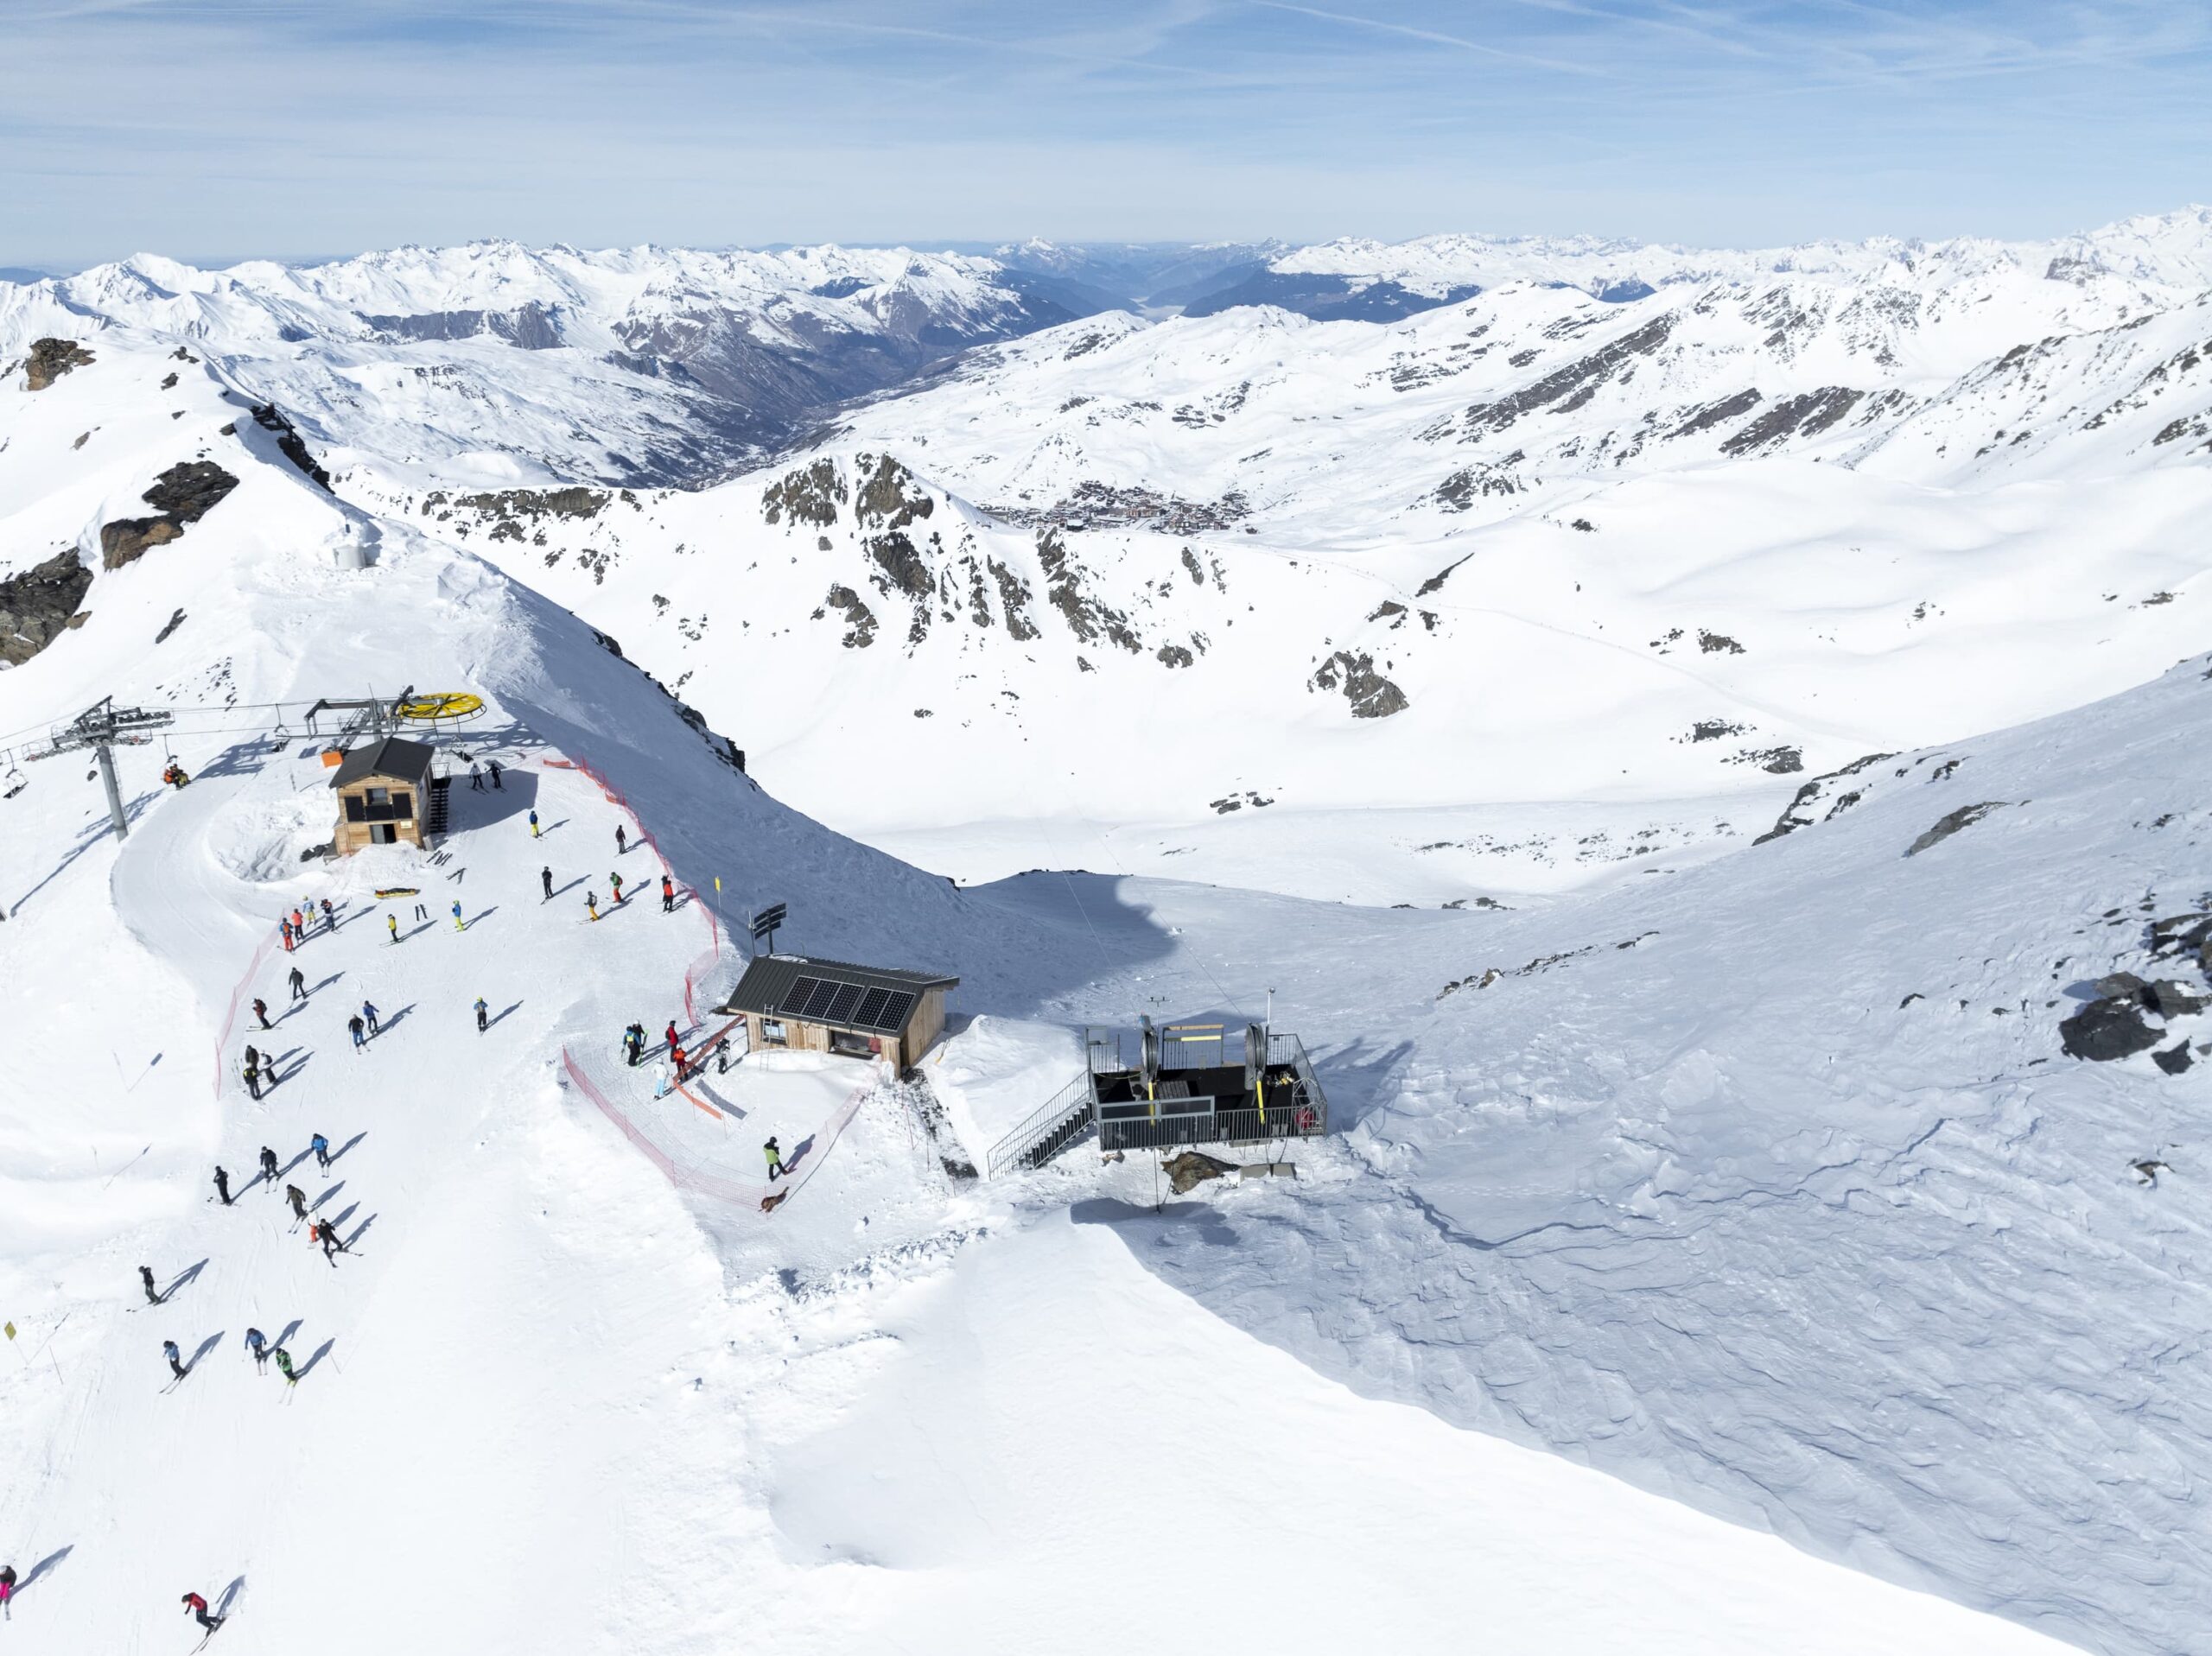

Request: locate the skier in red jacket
(181, 1589), (224, 1633)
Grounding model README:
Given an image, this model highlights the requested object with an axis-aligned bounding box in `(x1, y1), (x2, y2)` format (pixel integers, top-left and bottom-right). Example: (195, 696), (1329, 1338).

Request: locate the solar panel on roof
(871, 990), (915, 1032)
(779, 976), (822, 1016)
(854, 987), (892, 1029)
(824, 982), (866, 1025)
(801, 979), (846, 1020)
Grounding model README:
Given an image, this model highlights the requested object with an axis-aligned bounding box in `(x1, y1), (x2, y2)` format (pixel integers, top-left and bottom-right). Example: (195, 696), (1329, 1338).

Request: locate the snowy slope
(0, 328), (2092, 1656)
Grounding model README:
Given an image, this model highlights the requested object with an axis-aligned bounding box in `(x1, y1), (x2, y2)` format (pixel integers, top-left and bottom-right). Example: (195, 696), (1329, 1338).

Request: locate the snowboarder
(541, 866), (553, 902)
(387, 913), (399, 945)
(289, 964), (307, 1000)
(661, 873), (674, 912)
(181, 1589), (223, 1634)
(586, 892), (600, 922)
(213, 1165), (232, 1206)
(243, 1057), (262, 1101)
(529, 809), (540, 838)
(362, 999), (380, 1036)
(259, 1145), (279, 1186)
(252, 996), (271, 1029)
(311, 1132), (331, 1172)
(245, 1328), (269, 1372)
(474, 996), (488, 1033)
(163, 1339), (187, 1381)
(764, 1137), (784, 1182)
(451, 899), (465, 932)
(469, 761), (484, 791)
(274, 1346), (296, 1386)
(487, 758), (504, 790)
(615, 823), (626, 854)
(140, 1264), (161, 1304)
(715, 1036), (731, 1075)
(285, 1183), (308, 1223)
(609, 870), (624, 904)
(348, 1015), (365, 1053)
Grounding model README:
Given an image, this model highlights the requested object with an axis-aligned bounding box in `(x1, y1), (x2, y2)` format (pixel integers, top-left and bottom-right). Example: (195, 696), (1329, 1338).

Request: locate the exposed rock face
(1756, 752), (1898, 844)
(0, 549), (94, 664)
(822, 584), (878, 648)
(762, 459), (845, 527)
(1720, 386), (1866, 455)
(1904, 801), (2007, 857)
(249, 403), (333, 490)
(853, 453), (935, 531)
(1459, 315), (1673, 440)
(2059, 998), (2162, 1062)
(99, 461), (240, 568)
(1310, 650), (1409, 719)
(24, 338), (94, 390)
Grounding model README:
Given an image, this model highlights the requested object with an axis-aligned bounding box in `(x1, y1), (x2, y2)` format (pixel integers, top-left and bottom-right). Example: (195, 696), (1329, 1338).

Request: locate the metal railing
(983, 1070), (1095, 1179)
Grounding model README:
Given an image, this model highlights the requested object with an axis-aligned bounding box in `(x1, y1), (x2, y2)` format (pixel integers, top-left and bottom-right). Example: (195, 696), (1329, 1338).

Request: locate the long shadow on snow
(17, 1544), (72, 1595)
(296, 1340), (335, 1380)
(8, 786), (162, 914)
(445, 767), (538, 833)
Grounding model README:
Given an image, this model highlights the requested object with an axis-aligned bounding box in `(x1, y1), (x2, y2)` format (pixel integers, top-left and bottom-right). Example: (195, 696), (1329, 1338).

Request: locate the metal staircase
(985, 1072), (1095, 1178)
(423, 774), (452, 835)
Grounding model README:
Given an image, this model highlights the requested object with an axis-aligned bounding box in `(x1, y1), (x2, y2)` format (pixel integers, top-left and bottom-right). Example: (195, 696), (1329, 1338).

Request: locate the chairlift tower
(37, 695), (176, 841)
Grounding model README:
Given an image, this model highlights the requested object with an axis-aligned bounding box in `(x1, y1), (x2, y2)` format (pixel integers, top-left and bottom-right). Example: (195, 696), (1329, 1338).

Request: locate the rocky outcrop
(821, 585), (878, 649)
(1755, 752), (1897, 844)
(24, 338), (94, 390)
(250, 404), (333, 490)
(1310, 650), (1408, 719)
(853, 453), (935, 531)
(1904, 801), (2007, 857)
(762, 459), (845, 527)
(99, 461), (240, 568)
(2059, 998), (2161, 1062)
(0, 549), (93, 664)
(1164, 1150), (1236, 1194)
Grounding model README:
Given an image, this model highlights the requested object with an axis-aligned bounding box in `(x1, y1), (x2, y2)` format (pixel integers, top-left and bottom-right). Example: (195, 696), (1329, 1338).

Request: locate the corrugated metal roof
(716, 954), (957, 1032)
(329, 735), (435, 790)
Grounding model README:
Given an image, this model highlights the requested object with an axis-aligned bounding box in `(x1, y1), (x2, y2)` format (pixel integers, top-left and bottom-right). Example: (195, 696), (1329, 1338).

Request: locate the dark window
(345, 796), (367, 822)
(391, 790), (414, 821)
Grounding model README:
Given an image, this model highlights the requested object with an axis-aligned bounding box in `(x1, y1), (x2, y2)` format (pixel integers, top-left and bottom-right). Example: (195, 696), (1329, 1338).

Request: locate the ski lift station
(715, 954), (958, 1071)
(327, 734), (436, 853)
(986, 1018), (1329, 1177)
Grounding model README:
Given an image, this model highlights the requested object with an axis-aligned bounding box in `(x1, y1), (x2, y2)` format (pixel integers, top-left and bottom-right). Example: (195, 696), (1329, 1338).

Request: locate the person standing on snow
(280, 917), (294, 953)
(387, 913), (399, 945)
(252, 996), (271, 1029)
(474, 996), (488, 1033)
(243, 1056), (262, 1101)
(586, 892), (600, 922)
(213, 1166), (232, 1206)
(451, 899), (465, 933)
(715, 1037), (731, 1075)
(245, 1328), (269, 1373)
(285, 1184), (308, 1224)
(163, 1340), (187, 1382)
(320, 898), (335, 933)
(609, 870), (624, 905)
(664, 1019), (679, 1053)
(469, 761), (484, 791)
(487, 758), (504, 790)
(311, 1133), (331, 1172)
(274, 1346), (296, 1386)
(764, 1138), (784, 1182)
(529, 809), (540, 838)
(661, 874), (674, 913)
(652, 1061), (670, 1099)
(289, 907), (305, 941)
(671, 1043), (687, 1082)
(362, 999), (380, 1037)
(541, 866), (553, 902)
(181, 1589), (224, 1633)
(289, 964), (307, 1001)
(615, 823), (626, 855)
(259, 1145), (279, 1187)
(140, 1265), (161, 1304)
(623, 1022), (645, 1067)
(348, 1015), (366, 1053)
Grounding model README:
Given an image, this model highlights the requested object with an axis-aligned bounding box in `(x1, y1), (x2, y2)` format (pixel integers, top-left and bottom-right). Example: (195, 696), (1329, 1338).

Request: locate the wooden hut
(328, 735), (435, 853)
(715, 955), (957, 1071)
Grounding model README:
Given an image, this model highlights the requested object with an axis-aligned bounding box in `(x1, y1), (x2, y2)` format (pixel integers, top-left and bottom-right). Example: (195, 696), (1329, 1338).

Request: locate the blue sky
(3, 0), (2207, 266)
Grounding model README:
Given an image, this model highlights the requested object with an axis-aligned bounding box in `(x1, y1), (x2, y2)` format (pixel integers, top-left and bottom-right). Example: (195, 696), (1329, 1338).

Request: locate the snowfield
(3, 219), (2212, 1655)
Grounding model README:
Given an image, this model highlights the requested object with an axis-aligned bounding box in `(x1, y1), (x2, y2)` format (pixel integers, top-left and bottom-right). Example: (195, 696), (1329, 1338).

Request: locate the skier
(289, 964), (307, 1000)
(623, 1022), (645, 1067)
(387, 913), (399, 945)
(764, 1137), (784, 1182)
(259, 1145), (279, 1186)
(348, 1015), (365, 1053)
(274, 1346), (296, 1386)
(314, 1220), (341, 1266)
(245, 1328), (269, 1372)
(664, 1019), (679, 1052)
(181, 1589), (224, 1634)
(468, 761), (484, 791)
(1, 1561), (15, 1618)
(140, 1264), (161, 1304)
(311, 1132), (331, 1172)
(586, 892), (599, 922)
(243, 1056), (262, 1101)
(285, 1183), (308, 1223)
(487, 758), (504, 790)
(280, 917), (294, 953)
(320, 898), (335, 933)
(661, 873), (674, 913)
(213, 1165), (232, 1206)
(452, 899), (465, 933)
(715, 1036), (732, 1075)
(474, 996), (489, 1033)
(252, 996), (271, 1029)
(615, 823), (626, 854)
(529, 808), (540, 838)
(362, 999), (381, 1036)
(289, 907), (305, 940)
(609, 870), (624, 904)
(541, 866), (553, 902)
(671, 1043), (687, 1082)
(163, 1339), (187, 1381)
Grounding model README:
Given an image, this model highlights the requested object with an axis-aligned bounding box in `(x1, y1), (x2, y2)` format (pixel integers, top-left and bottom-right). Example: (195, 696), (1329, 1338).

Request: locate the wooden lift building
(328, 735), (438, 853)
(716, 955), (957, 1070)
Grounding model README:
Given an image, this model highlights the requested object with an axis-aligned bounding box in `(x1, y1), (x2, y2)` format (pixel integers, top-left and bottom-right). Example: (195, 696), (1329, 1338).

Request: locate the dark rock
(2155, 1040), (2195, 1075)
(23, 338), (93, 390)
(2147, 980), (2210, 1018)
(247, 404), (334, 490)
(1756, 751), (1897, 844)
(0, 549), (93, 664)
(1164, 1150), (1236, 1195)
(2094, 971), (2149, 999)
(853, 453), (935, 531)
(822, 585), (877, 649)
(1669, 388), (1762, 437)
(2060, 998), (2162, 1062)
(99, 460), (240, 569)
(154, 607), (186, 644)
(1720, 386), (1866, 455)
(762, 458), (845, 527)
(1904, 801), (2006, 857)
(1309, 650), (1408, 719)
(1460, 315), (1674, 439)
